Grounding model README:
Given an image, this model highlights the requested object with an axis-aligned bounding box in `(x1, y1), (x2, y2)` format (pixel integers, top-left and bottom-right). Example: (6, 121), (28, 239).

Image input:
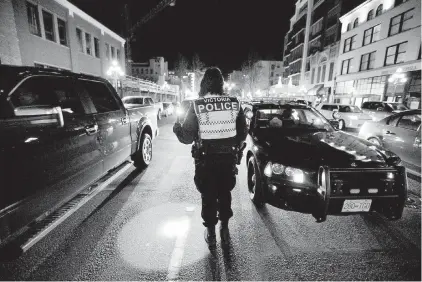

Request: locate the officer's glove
(173, 122), (182, 134)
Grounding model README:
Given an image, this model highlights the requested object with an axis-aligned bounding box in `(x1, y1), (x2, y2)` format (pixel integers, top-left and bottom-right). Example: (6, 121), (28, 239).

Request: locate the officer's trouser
(194, 159), (236, 227)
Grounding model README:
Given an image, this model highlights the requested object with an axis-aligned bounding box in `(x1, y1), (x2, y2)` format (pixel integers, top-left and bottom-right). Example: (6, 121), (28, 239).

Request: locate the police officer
(173, 67), (248, 250)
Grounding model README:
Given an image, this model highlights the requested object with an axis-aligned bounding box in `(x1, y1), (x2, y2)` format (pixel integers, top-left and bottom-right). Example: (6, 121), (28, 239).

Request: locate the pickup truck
(0, 65), (158, 250)
(122, 95), (163, 120)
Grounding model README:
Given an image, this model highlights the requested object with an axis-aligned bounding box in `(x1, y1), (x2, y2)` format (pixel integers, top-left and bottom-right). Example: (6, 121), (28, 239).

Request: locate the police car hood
(257, 129), (395, 169)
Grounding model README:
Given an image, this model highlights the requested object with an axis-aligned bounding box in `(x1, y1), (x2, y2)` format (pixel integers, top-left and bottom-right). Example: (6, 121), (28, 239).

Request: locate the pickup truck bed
(0, 65), (158, 247)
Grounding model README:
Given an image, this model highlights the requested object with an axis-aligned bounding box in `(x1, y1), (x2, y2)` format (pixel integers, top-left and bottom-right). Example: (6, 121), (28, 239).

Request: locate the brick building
(0, 0), (125, 78)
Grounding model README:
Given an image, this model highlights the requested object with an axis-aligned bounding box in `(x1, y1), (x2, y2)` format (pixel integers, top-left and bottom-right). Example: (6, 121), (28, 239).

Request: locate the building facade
(0, 0), (126, 78)
(335, 0), (421, 108)
(282, 0), (366, 93)
(131, 57), (168, 85)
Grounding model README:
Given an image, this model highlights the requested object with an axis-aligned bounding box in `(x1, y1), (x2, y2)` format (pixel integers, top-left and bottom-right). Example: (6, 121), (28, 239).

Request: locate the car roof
(0, 64), (110, 97)
(251, 101), (310, 110)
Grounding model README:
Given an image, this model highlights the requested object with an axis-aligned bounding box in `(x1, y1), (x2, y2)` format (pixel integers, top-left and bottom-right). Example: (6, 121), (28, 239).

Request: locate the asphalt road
(0, 116), (420, 281)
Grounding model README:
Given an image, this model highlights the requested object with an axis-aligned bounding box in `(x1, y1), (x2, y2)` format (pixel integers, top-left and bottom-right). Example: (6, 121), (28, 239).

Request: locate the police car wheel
(247, 156), (265, 207)
(133, 133), (152, 169)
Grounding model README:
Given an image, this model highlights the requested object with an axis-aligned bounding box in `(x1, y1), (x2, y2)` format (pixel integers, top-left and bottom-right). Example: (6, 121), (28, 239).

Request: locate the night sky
(69, 0), (296, 75)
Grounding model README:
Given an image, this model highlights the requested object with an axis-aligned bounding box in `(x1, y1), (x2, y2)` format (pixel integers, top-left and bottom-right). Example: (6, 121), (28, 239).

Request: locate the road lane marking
(166, 209), (195, 281)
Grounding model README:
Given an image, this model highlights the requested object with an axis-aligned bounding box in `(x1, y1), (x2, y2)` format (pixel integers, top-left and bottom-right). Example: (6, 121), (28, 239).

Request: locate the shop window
(57, 18), (67, 46)
(321, 64), (326, 83)
(367, 10), (374, 21)
(76, 28), (83, 52)
(389, 9), (414, 36)
(385, 41), (407, 66)
(363, 25), (380, 46)
(105, 43), (110, 59)
(26, 2), (41, 36)
(111, 46), (115, 59)
(376, 4), (383, 16)
(346, 23), (351, 31)
(42, 10), (55, 41)
(311, 68), (315, 84)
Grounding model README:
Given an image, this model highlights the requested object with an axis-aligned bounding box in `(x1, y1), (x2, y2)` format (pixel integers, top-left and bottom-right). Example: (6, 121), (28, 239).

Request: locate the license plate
(342, 199), (372, 212)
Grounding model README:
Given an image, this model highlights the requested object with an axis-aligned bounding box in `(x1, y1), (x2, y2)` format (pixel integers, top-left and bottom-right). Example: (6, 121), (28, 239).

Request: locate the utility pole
(124, 4), (132, 76)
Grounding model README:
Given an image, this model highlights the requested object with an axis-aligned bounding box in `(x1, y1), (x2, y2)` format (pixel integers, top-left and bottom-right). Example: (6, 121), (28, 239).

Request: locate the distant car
(316, 103), (372, 130)
(293, 99), (312, 106)
(359, 110), (421, 175)
(244, 102), (407, 222)
(122, 96), (163, 120)
(162, 102), (174, 117)
(361, 101), (409, 121)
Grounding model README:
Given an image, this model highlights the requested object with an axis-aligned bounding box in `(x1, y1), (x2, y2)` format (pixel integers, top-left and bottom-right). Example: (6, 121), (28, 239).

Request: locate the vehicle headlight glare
(272, 163), (285, 174)
(387, 172), (394, 179)
(264, 162), (272, 177)
(285, 167), (305, 183)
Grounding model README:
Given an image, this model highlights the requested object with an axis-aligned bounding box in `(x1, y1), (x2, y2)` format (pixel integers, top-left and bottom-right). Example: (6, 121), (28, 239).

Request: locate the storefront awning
(307, 84), (324, 96)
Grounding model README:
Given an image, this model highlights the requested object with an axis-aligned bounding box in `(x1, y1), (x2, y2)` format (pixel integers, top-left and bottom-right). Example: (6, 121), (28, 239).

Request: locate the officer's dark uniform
(173, 94), (248, 230)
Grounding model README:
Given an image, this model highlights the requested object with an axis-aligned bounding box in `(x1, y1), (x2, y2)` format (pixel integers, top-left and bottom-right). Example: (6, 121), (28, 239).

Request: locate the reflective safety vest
(192, 94), (240, 140)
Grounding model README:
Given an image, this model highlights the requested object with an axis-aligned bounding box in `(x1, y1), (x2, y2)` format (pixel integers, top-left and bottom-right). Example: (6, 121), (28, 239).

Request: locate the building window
(76, 28), (83, 52)
(150, 69), (153, 74)
(141, 69), (144, 74)
(105, 43), (110, 59)
(311, 68), (315, 84)
(343, 35), (356, 53)
(341, 58), (352, 74)
(363, 25), (381, 46)
(367, 10), (374, 21)
(353, 18), (359, 28)
(317, 66), (321, 83)
(111, 46), (115, 59)
(385, 41), (407, 66)
(57, 18), (67, 46)
(376, 4), (383, 16)
(26, 2), (41, 36)
(94, 37), (100, 58)
(85, 33), (92, 55)
(360, 51), (376, 71)
(328, 62), (334, 81)
(321, 64), (326, 82)
(346, 23), (351, 31)
(117, 49), (121, 61)
(389, 9), (414, 37)
(42, 10), (55, 41)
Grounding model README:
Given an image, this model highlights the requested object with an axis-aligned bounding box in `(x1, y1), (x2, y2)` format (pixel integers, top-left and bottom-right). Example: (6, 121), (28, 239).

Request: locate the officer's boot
(220, 221), (231, 248)
(204, 226), (216, 250)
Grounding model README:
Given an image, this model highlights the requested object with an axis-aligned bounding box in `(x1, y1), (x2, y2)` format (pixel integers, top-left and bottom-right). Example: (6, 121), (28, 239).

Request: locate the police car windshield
(255, 107), (334, 132)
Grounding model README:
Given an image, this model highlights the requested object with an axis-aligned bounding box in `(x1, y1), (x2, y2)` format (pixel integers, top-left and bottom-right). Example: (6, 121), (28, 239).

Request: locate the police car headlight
(264, 162), (273, 177)
(271, 163), (285, 174)
(285, 167), (305, 183)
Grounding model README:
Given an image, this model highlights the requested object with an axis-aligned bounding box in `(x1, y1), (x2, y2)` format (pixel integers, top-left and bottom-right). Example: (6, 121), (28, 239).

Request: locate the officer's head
(199, 67), (224, 96)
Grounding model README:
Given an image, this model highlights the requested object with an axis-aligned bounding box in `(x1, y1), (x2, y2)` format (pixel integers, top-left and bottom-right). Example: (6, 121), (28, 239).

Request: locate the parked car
(0, 65), (158, 254)
(122, 96), (163, 120)
(316, 103), (372, 130)
(244, 102), (407, 222)
(359, 110), (421, 175)
(293, 99), (312, 106)
(361, 101), (409, 121)
(162, 102), (174, 117)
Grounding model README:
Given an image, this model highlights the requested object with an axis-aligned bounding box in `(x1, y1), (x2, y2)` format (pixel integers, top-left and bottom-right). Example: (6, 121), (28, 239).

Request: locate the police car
(244, 101), (407, 222)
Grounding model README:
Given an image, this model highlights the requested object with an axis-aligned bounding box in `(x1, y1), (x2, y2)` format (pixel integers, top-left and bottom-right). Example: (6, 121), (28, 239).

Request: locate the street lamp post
(387, 68), (408, 102)
(107, 60), (125, 97)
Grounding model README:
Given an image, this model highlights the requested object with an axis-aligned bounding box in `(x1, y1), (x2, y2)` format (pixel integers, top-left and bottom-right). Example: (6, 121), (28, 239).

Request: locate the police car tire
(133, 133), (152, 169)
(248, 156), (265, 208)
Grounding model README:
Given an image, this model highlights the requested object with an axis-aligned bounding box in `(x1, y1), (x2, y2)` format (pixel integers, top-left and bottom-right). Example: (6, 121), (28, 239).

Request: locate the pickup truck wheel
(247, 156), (265, 208)
(134, 133), (152, 169)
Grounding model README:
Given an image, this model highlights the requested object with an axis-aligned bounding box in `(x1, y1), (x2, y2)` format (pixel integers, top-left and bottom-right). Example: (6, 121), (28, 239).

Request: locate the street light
(387, 68), (407, 102)
(107, 60), (125, 95)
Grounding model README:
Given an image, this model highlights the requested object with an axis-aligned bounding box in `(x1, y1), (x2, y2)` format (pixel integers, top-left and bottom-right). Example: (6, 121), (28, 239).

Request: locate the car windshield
(123, 98), (143, 104)
(338, 105), (362, 113)
(387, 103), (408, 111)
(254, 107), (334, 132)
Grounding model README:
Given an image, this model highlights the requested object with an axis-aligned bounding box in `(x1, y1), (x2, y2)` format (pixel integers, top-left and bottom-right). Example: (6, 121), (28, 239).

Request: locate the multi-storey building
(131, 57), (168, 85)
(0, 0), (125, 78)
(282, 0), (366, 100)
(335, 0), (421, 108)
